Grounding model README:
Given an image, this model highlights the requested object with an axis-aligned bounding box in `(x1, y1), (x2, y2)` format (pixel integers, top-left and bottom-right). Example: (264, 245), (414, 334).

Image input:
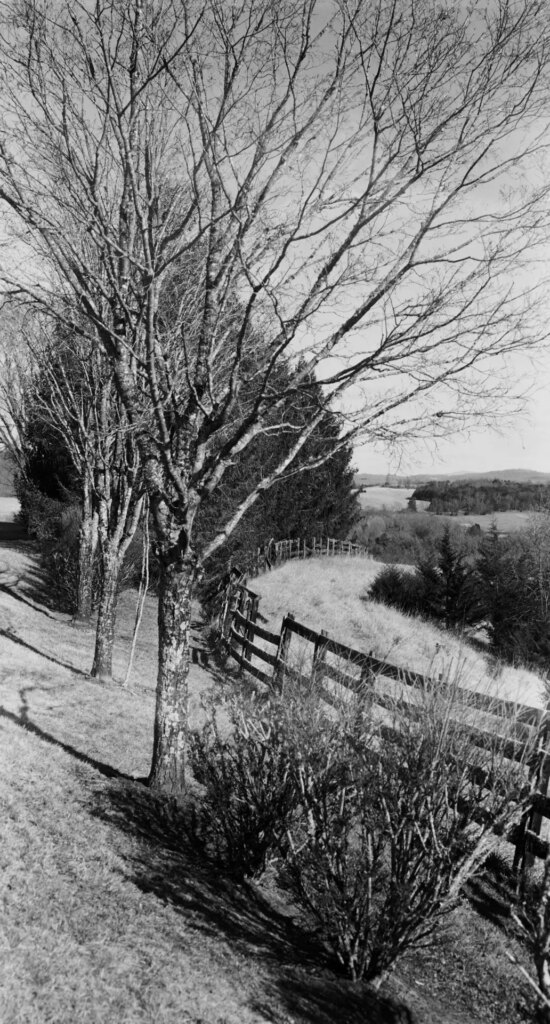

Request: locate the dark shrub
(368, 564), (425, 616)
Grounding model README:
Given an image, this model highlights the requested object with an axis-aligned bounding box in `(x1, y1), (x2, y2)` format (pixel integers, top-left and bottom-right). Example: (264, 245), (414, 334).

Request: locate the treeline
(412, 478), (550, 514)
(349, 510), (482, 566)
(369, 522), (550, 671)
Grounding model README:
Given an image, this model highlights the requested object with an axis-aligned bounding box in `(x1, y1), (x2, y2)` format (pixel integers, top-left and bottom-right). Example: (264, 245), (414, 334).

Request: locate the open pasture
(450, 509), (536, 533)
(358, 485), (415, 510)
(358, 487), (535, 534)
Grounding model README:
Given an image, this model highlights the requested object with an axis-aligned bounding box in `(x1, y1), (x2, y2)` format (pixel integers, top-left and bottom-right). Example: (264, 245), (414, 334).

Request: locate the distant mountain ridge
(355, 468), (550, 487)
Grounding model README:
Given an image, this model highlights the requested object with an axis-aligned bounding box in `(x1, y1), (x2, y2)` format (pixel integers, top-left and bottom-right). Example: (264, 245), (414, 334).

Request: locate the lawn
(0, 539), (542, 1024)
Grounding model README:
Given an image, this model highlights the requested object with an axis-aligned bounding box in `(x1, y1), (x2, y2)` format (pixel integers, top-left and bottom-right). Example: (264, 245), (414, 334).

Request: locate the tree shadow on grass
(0, 702), (131, 781)
(90, 778), (416, 1024)
(0, 543), (61, 611)
(0, 581), (64, 620)
(0, 627), (90, 677)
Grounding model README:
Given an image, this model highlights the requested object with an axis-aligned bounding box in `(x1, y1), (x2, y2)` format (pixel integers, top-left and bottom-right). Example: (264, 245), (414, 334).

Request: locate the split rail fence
(217, 577), (550, 869)
(233, 535), (367, 578)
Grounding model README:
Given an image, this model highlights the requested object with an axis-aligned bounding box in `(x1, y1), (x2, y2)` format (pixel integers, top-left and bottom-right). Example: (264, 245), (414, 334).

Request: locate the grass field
(0, 540), (542, 1024)
(358, 487), (535, 533)
(448, 510), (536, 532)
(358, 485), (416, 510)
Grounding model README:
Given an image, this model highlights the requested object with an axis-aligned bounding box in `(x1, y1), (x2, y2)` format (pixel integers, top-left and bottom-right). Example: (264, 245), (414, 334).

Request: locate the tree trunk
(91, 547), (122, 682)
(148, 554), (197, 796)
(75, 483), (97, 623)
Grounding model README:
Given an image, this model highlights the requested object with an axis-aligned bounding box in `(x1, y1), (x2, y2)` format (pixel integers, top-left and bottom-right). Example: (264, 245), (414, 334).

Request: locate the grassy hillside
(0, 542), (541, 1024)
(252, 556), (544, 708)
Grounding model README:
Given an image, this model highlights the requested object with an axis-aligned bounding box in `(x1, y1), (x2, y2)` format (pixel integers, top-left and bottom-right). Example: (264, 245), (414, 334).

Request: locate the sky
(354, 351), (550, 477)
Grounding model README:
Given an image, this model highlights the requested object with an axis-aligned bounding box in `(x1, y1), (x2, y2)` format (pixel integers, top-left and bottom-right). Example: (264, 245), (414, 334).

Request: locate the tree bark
(91, 547), (122, 682)
(148, 554), (197, 795)
(75, 481), (97, 623)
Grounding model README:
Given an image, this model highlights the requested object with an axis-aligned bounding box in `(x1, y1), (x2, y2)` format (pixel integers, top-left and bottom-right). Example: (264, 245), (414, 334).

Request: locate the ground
(0, 533), (542, 1024)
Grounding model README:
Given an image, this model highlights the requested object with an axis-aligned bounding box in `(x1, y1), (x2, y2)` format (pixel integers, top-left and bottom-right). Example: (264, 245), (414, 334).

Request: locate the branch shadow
(0, 702), (132, 782)
(90, 779), (416, 1024)
(0, 627), (90, 678)
(462, 854), (522, 934)
(0, 543), (69, 613)
(0, 581), (63, 620)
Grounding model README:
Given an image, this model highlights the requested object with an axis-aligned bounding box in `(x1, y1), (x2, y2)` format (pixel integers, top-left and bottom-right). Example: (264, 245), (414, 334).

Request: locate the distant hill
(0, 450), (15, 496)
(355, 468), (550, 488)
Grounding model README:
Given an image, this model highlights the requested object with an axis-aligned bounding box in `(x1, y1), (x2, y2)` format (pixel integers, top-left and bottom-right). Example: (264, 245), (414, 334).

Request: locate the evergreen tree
(196, 368), (359, 579)
(475, 521), (550, 669)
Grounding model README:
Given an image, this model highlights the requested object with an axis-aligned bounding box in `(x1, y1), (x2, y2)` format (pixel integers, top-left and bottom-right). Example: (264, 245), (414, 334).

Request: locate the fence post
(312, 629), (328, 687)
(274, 612), (294, 691)
(219, 584), (231, 639)
(359, 653), (376, 690)
(242, 593), (259, 666)
(514, 716), (550, 874)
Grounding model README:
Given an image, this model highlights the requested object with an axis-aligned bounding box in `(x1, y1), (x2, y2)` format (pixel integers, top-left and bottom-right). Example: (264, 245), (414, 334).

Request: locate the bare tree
(26, 319), (144, 677)
(0, 308), (34, 481)
(0, 0), (548, 793)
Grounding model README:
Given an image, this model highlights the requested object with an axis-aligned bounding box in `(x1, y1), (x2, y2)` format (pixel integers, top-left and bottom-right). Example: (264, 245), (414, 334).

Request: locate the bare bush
(190, 668), (539, 984)
(189, 695), (299, 880)
(509, 851), (550, 1022)
(283, 674), (535, 983)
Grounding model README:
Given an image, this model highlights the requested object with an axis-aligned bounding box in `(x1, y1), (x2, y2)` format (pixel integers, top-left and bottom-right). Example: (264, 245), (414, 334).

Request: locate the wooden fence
(218, 578), (550, 867)
(231, 535), (367, 578)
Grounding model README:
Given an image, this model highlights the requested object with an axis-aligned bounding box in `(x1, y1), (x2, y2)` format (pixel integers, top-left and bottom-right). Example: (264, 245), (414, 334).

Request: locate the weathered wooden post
(274, 612), (294, 692)
(514, 714), (550, 874)
(359, 651), (376, 691)
(312, 629), (328, 687)
(242, 593), (259, 667)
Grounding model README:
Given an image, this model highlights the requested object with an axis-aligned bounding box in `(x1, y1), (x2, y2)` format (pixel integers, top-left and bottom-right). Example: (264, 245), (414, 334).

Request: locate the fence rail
(218, 577), (549, 867)
(230, 535), (368, 578)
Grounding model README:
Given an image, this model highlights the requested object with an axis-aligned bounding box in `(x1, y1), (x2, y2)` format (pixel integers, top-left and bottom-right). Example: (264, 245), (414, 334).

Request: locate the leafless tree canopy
(0, 0), (547, 555)
(0, 0), (549, 789)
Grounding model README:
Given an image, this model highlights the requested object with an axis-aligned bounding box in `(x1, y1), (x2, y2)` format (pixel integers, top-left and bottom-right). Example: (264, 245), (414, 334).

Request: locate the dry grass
(252, 556), (545, 709)
(451, 510), (536, 533)
(0, 719), (308, 1024)
(0, 539), (540, 1024)
(358, 486), (416, 511)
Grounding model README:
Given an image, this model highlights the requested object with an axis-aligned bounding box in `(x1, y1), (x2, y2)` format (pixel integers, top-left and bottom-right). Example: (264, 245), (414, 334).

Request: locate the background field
(358, 486), (535, 533)
(358, 485), (416, 510)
